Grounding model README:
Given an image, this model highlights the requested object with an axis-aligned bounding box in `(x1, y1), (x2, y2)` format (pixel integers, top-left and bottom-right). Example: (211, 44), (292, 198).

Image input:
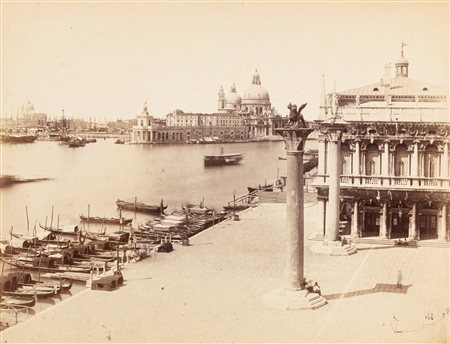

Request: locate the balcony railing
(314, 174), (449, 189)
(321, 106), (449, 122)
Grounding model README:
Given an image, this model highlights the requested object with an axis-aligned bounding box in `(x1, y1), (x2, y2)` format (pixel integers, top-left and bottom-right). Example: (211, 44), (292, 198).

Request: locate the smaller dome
(25, 101), (35, 113)
(225, 83), (242, 105)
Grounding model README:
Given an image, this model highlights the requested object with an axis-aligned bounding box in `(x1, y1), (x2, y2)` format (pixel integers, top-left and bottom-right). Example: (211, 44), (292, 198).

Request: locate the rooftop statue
(287, 102), (307, 127)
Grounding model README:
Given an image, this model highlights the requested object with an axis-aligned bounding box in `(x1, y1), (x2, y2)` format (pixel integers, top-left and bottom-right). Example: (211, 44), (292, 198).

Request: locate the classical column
(318, 137), (326, 178)
(322, 121), (346, 242)
(438, 204), (447, 241)
(382, 140), (390, 185)
(351, 200), (359, 237)
(442, 142), (449, 188)
(408, 203), (417, 240)
(380, 202), (388, 238)
(411, 140), (419, 186)
(353, 140), (361, 185)
(317, 198), (326, 236)
(276, 127), (314, 290)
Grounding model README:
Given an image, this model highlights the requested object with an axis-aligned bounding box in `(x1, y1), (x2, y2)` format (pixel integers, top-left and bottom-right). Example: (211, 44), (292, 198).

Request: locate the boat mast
(25, 206), (30, 233)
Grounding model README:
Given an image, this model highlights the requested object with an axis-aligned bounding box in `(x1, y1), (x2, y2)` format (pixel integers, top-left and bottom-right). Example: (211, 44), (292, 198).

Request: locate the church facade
(314, 47), (449, 241)
(131, 70), (287, 144)
(217, 70), (286, 138)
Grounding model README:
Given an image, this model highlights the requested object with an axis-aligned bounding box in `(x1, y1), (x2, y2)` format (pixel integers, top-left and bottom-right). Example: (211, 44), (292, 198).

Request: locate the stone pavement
(1, 203), (448, 343)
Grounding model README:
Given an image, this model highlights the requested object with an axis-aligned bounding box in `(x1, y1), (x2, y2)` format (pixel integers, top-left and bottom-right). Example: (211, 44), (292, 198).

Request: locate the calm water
(1, 139), (315, 238)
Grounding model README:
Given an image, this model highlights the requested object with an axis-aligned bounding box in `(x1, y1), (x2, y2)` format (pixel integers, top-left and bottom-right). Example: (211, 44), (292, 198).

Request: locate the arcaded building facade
(132, 103), (248, 143)
(314, 49), (449, 241)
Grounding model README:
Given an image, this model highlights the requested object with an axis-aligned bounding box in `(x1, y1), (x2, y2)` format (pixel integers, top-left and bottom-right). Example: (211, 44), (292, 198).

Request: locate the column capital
(319, 120), (347, 142)
(275, 127), (314, 152)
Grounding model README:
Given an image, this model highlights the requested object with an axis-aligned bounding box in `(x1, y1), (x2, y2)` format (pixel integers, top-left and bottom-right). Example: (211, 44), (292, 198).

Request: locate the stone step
(312, 300), (327, 309)
(330, 244), (357, 256)
(309, 235), (450, 248)
(306, 293), (328, 309)
(417, 241), (450, 248)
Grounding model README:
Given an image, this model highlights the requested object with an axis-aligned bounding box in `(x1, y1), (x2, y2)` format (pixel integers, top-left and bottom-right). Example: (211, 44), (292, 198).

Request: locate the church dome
(225, 83), (242, 106)
(25, 101), (35, 114)
(242, 70), (270, 104)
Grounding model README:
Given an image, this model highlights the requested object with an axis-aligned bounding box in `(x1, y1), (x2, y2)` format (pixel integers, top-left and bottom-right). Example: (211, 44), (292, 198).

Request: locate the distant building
(15, 101), (47, 127)
(132, 103), (248, 143)
(217, 70), (287, 138)
(131, 69), (288, 143)
(314, 46), (449, 241)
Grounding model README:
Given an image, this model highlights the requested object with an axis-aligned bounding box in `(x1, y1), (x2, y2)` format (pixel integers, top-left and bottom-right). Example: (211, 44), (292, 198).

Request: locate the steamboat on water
(204, 147), (243, 166)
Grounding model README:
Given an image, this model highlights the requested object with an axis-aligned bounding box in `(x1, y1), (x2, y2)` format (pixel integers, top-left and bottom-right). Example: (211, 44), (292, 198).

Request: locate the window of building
(423, 145), (439, 178)
(394, 144), (409, 176)
(341, 143), (352, 174)
(365, 143), (380, 176)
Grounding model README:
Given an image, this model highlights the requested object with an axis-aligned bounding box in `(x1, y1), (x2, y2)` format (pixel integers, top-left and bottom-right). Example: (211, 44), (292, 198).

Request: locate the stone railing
(314, 174), (449, 189)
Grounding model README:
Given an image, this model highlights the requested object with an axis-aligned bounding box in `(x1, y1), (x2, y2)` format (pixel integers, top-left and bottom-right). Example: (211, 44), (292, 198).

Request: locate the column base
(310, 241), (357, 256)
(263, 287), (327, 310)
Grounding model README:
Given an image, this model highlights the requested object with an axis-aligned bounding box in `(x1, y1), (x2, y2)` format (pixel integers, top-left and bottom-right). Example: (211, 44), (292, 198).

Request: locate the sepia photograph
(0, 1), (449, 343)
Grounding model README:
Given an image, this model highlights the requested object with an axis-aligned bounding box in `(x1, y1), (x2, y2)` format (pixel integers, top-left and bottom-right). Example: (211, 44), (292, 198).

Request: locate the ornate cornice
(345, 122), (449, 139)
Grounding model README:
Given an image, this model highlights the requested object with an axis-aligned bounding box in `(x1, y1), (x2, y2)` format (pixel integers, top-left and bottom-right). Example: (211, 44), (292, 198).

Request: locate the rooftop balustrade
(315, 174), (449, 190)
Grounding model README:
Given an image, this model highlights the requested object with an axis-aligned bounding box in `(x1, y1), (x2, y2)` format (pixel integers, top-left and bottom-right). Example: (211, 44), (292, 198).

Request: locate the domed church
(217, 69), (285, 139)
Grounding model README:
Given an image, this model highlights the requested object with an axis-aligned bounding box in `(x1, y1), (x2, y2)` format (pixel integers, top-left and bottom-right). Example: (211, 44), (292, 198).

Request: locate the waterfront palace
(131, 70), (287, 143)
(314, 47), (449, 241)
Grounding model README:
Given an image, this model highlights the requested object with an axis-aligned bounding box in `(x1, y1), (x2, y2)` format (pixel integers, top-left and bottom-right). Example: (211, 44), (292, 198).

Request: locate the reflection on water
(1, 139), (317, 237)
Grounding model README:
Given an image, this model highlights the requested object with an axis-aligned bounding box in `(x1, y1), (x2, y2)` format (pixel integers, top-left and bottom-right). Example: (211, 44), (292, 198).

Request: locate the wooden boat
(80, 215), (132, 225)
(116, 199), (167, 214)
(39, 224), (81, 237)
(247, 184), (273, 193)
(84, 231), (130, 245)
(1, 286), (57, 299)
(1, 256), (92, 274)
(41, 272), (91, 282)
(182, 203), (213, 215)
(0, 175), (51, 188)
(0, 274), (58, 299)
(223, 204), (249, 212)
(0, 134), (38, 143)
(68, 138), (85, 148)
(8, 272), (72, 292)
(115, 139), (125, 144)
(0, 296), (36, 307)
(153, 223), (179, 232)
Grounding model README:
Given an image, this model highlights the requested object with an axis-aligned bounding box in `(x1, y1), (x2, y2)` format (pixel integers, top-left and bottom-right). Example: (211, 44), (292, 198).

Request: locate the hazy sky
(2, 1), (449, 121)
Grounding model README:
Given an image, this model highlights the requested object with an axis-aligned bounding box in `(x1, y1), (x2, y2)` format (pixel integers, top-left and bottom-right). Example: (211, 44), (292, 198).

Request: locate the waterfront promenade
(1, 203), (448, 343)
